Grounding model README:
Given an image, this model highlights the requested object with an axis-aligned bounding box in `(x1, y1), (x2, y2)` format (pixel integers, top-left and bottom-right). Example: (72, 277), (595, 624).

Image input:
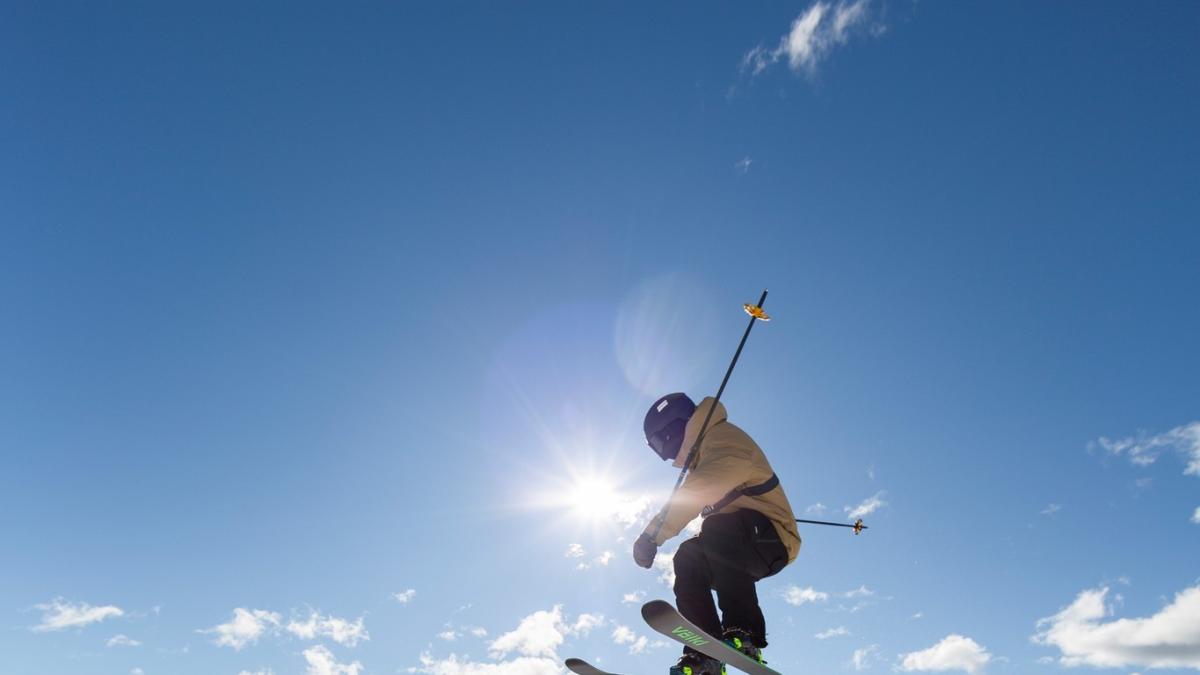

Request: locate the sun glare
(568, 477), (623, 521)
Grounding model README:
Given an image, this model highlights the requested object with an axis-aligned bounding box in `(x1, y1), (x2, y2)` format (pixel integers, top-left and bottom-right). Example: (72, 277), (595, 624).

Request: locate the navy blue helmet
(643, 393), (696, 461)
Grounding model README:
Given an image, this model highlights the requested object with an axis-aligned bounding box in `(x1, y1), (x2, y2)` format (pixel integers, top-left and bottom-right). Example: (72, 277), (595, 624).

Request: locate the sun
(566, 476), (624, 522)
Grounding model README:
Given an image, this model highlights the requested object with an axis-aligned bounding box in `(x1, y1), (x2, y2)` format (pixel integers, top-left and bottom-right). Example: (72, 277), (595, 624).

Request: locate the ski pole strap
(701, 473), (780, 517)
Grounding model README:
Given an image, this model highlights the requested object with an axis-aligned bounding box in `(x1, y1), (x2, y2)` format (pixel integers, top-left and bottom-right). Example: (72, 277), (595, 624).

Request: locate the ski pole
(796, 518), (869, 535)
(649, 290), (771, 543)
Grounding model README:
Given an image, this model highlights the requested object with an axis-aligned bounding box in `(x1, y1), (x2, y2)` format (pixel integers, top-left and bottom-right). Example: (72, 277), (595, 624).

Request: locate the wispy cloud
(393, 589), (417, 604)
(1033, 584), (1200, 669)
(735, 157), (753, 174)
(564, 543), (585, 558)
(303, 644), (361, 675)
(107, 634), (141, 647)
(806, 502), (828, 515)
(1041, 503), (1062, 516)
(32, 598), (124, 632)
(845, 585), (875, 599)
(898, 634), (992, 673)
(846, 491), (887, 520)
(202, 608), (281, 650)
(742, 0), (882, 78)
(594, 551), (615, 566)
(287, 612), (368, 647)
(1192, 506), (1200, 524)
(783, 585), (829, 606)
(815, 626), (850, 639)
(621, 591), (647, 604)
(1093, 421), (1200, 475)
(851, 644), (880, 670)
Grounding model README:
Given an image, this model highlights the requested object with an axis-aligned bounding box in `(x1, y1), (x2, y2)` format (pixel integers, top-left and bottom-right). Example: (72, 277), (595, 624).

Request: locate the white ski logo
(671, 626), (709, 646)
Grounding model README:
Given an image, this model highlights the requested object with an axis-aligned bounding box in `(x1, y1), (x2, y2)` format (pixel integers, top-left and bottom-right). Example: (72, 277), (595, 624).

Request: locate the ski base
(566, 657), (624, 675)
(641, 600), (783, 675)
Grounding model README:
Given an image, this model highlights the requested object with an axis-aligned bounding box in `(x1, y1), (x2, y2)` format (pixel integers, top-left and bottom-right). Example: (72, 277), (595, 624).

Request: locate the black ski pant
(673, 509), (789, 651)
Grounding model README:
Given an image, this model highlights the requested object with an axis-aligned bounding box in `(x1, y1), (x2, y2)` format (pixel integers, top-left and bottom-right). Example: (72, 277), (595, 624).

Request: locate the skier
(634, 392), (801, 675)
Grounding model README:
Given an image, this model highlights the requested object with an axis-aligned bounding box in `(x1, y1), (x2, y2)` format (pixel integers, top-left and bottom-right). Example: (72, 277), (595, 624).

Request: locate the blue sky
(2, 1), (1198, 674)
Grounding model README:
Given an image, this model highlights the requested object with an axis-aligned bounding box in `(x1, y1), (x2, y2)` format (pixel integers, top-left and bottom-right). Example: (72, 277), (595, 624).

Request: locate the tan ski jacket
(643, 397), (801, 563)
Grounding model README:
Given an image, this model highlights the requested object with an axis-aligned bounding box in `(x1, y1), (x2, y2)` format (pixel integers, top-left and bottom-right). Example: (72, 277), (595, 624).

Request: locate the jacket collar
(673, 397), (727, 468)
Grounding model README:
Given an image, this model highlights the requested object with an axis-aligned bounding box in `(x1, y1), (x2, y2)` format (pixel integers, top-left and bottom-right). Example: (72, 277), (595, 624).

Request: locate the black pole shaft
(795, 518), (868, 530)
(649, 290), (768, 543)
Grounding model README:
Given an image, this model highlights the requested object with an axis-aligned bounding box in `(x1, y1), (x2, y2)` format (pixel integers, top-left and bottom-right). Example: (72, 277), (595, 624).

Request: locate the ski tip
(565, 658), (585, 667)
(640, 598), (673, 620)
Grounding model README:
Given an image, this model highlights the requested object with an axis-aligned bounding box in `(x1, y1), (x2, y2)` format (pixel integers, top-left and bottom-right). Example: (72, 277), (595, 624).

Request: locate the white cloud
(612, 625), (650, 654)
(1192, 506), (1200, 525)
(846, 491), (887, 520)
(805, 502), (828, 515)
(899, 634), (992, 673)
(653, 549), (677, 587)
(742, 0), (879, 78)
(851, 644), (880, 670)
(1041, 503), (1062, 516)
(393, 589), (417, 604)
(815, 626), (850, 639)
(303, 644), (362, 675)
(238, 670), (275, 675)
(425, 607), (600, 675)
(470, 627), (488, 638)
(287, 612), (369, 647)
(735, 157), (753, 174)
(32, 598), (124, 632)
(783, 585), (829, 606)
(621, 591), (647, 604)
(414, 652), (561, 675)
(438, 630), (458, 642)
(572, 613), (605, 635)
(1032, 584), (1200, 669)
(912, 612), (924, 620)
(1095, 421), (1200, 474)
(488, 606), (574, 659)
(107, 634), (141, 647)
(595, 551), (615, 566)
(564, 544), (585, 558)
(130, 669), (144, 675)
(202, 608), (281, 650)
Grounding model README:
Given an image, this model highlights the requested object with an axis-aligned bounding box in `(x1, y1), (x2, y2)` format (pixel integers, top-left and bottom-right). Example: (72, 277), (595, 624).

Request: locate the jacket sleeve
(645, 446), (753, 546)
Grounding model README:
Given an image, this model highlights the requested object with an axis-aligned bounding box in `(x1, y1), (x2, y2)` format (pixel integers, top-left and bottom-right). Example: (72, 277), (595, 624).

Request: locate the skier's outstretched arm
(632, 448), (752, 567)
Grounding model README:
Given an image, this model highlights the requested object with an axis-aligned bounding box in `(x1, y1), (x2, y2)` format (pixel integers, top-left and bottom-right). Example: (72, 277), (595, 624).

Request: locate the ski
(641, 600), (783, 675)
(565, 657), (624, 675)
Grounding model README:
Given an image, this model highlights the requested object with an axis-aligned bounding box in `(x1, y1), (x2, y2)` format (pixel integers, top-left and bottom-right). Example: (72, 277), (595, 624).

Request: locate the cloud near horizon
(1032, 584), (1200, 669)
(898, 634), (992, 673)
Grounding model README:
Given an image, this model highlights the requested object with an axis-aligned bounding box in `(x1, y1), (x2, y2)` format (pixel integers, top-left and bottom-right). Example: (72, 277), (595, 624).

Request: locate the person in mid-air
(634, 393), (801, 675)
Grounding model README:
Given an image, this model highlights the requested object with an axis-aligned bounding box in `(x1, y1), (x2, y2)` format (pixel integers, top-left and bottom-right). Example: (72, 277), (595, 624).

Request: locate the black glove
(633, 533), (658, 569)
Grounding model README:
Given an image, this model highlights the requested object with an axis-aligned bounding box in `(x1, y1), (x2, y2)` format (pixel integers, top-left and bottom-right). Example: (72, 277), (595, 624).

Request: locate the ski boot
(668, 651), (725, 675)
(722, 628), (766, 665)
